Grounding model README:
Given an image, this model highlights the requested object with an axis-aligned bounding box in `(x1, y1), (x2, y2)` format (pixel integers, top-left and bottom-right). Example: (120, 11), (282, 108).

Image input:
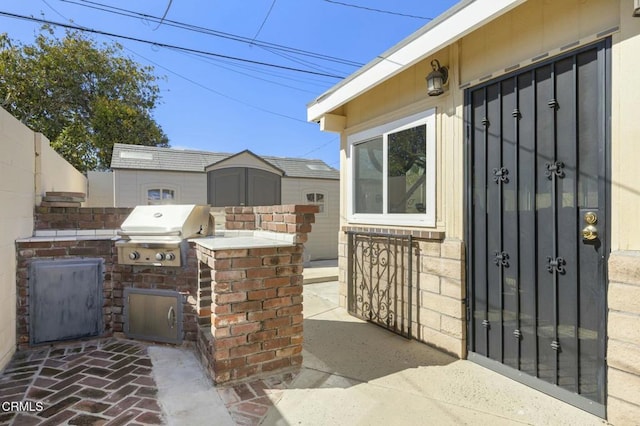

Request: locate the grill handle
(167, 306), (176, 329)
(117, 230), (182, 237)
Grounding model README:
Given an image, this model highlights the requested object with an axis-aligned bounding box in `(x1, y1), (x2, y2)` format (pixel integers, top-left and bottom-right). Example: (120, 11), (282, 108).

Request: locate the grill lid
(119, 204), (210, 241)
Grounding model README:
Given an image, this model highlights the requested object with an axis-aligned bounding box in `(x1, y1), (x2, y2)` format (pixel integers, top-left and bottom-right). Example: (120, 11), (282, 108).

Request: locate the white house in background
(91, 143), (339, 261)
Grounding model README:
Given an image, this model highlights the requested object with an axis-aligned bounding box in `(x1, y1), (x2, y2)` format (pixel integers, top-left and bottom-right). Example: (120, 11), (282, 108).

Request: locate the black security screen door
(466, 40), (609, 416)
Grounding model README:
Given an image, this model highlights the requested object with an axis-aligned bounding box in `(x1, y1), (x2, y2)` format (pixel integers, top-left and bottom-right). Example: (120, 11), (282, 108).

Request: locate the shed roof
(306, 0), (525, 122)
(110, 143), (339, 180)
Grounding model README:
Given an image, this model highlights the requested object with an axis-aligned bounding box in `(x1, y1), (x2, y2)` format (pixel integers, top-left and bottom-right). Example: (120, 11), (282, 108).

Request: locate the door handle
(167, 305), (176, 329)
(582, 211), (598, 241)
(582, 225), (598, 241)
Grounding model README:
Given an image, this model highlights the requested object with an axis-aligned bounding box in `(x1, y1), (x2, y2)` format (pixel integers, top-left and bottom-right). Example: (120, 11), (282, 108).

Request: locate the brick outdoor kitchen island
(193, 205), (318, 384)
(15, 204), (318, 387)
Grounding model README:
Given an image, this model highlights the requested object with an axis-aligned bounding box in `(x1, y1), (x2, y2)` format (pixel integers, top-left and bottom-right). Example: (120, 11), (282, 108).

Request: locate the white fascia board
(307, 0), (526, 122)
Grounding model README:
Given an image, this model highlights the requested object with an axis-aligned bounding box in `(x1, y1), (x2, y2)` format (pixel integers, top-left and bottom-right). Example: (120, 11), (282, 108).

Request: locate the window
(348, 109), (436, 226)
(147, 188), (176, 205)
(306, 192), (326, 213)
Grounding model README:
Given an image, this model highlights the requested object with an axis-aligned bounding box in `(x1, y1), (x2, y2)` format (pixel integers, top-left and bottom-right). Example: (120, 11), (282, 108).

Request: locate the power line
(0, 11), (346, 79)
(138, 52), (311, 125)
(37, 1), (344, 159)
(171, 48), (320, 94)
(46, 0), (333, 88)
(300, 136), (338, 157)
(64, 0), (359, 76)
(35, 1), (315, 124)
(152, 0), (173, 30)
(250, 0), (276, 44)
(61, 0), (365, 68)
(323, 0), (432, 20)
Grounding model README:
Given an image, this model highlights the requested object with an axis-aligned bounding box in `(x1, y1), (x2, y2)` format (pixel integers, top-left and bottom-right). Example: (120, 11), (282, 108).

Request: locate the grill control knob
(155, 252), (165, 261)
(129, 251), (139, 260)
(165, 253), (176, 261)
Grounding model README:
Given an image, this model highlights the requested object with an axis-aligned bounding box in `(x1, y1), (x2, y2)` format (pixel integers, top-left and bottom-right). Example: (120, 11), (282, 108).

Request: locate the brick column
(196, 204), (317, 384)
(196, 245), (304, 383)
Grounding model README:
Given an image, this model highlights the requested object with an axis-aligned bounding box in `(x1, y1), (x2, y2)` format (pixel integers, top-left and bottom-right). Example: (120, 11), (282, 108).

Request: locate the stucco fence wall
(0, 107), (87, 370)
(35, 133), (87, 205)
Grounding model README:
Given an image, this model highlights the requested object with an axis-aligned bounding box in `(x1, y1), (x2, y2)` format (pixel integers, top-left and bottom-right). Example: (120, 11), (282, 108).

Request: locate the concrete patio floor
(257, 281), (609, 426)
(0, 267), (611, 425)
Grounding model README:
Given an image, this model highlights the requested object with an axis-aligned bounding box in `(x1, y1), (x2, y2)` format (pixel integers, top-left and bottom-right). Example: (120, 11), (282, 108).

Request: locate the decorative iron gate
(466, 40), (609, 417)
(347, 231), (414, 338)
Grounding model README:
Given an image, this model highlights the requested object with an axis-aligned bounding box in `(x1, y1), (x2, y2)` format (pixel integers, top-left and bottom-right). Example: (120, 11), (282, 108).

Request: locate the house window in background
(306, 192), (325, 213)
(147, 188), (175, 205)
(348, 108), (436, 227)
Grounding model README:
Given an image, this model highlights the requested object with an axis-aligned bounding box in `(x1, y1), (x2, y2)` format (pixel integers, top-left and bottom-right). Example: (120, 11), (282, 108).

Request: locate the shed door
(208, 167), (281, 206)
(208, 167), (245, 207)
(247, 168), (281, 206)
(467, 41), (608, 416)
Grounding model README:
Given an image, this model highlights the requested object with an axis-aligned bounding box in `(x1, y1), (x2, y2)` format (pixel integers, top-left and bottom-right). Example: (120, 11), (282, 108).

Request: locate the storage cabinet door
(30, 259), (103, 345)
(125, 289), (182, 344)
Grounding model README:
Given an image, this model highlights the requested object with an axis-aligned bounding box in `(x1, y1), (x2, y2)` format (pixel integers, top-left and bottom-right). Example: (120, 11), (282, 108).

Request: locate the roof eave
(306, 0), (526, 122)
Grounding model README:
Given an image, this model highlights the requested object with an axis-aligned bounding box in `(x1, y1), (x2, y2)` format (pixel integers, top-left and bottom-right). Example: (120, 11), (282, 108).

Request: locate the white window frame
(143, 185), (179, 205)
(347, 108), (436, 227)
(304, 191), (327, 217)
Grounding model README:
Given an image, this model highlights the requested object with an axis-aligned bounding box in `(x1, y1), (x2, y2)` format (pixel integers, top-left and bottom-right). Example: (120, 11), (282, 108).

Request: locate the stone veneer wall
(195, 205), (317, 384)
(339, 227), (466, 358)
(15, 207), (198, 349)
(607, 251), (640, 425)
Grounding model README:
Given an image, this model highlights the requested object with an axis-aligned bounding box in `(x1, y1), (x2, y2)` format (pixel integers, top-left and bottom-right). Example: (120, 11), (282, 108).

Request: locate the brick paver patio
(0, 339), (164, 425)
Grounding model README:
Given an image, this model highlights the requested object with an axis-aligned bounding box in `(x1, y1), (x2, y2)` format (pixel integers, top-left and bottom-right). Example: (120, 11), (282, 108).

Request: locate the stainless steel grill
(116, 204), (210, 267)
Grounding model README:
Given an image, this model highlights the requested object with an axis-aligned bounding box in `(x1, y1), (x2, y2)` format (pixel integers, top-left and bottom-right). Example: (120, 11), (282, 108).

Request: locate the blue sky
(0, 0), (458, 169)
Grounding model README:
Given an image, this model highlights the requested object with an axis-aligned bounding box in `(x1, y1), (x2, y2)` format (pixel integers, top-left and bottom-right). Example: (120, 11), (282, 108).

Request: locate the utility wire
(171, 48), (320, 94)
(0, 11), (346, 79)
(38, 0), (342, 159)
(152, 0), (173, 30)
(65, 0), (359, 76)
(62, 0), (364, 68)
(323, 0), (432, 20)
(260, 45), (348, 77)
(250, 0), (276, 44)
(300, 136), (338, 157)
(139, 53), (310, 124)
(43, 0), (328, 104)
(37, 0), (314, 125)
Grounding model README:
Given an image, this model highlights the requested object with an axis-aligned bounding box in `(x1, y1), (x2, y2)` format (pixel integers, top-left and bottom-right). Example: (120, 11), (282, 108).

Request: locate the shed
(108, 143), (339, 261)
(307, 0), (640, 422)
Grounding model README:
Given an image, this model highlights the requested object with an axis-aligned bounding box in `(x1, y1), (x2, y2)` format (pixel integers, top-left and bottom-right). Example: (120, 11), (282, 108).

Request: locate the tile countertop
(189, 230), (295, 251)
(16, 229), (120, 242)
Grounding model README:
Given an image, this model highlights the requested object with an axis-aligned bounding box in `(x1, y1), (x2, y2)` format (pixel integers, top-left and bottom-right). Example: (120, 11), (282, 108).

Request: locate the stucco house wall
(309, 0), (640, 422)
